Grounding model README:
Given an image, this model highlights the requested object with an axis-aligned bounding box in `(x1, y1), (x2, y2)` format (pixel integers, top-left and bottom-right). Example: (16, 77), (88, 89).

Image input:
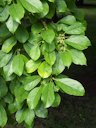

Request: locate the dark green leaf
(0, 77), (8, 98)
(52, 93), (61, 107)
(15, 26), (29, 43)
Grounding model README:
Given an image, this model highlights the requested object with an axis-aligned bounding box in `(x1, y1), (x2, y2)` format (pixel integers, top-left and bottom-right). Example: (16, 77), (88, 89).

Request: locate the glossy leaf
(52, 93), (61, 107)
(0, 50), (12, 68)
(9, 2), (25, 23)
(58, 15), (76, 25)
(44, 51), (56, 65)
(65, 22), (86, 35)
(54, 77), (85, 96)
(27, 86), (42, 109)
(56, 0), (67, 13)
(2, 37), (17, 53)
(60, 51), (72, 68)
(14, 85), (28, 103)
(20, 0), (43, 13)
(6, 16), (19, 33)
(41, 28), (55, 44)
(70, 49), (87, 65)
(65, 35), (91, 50)
(26, 59), (41, 73)
(41, 82), (55, 108)
(35, 103), (48, 118)
(12, 54), (24, 76)
(52, 53), (65, 75)
(0, 105), (7, 127)
(21, 75), (41, 91)
(38, 61), (52, 78)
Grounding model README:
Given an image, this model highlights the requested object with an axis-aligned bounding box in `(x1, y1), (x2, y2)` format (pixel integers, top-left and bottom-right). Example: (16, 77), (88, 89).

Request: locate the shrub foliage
(0, 0), (91, 127)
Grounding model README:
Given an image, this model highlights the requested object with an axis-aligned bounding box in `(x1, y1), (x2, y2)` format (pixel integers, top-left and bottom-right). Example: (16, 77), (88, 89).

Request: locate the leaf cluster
(0, 0), (91, 127)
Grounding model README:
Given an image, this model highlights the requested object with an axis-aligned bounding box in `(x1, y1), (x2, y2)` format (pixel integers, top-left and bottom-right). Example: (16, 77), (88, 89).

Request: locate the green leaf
(65, 35), (91, 50)
(52, 53), (65, 75)
(16, 108), (35, 126)
(56, 23), (68, 32)
(24, 43), (40, 60)
(52, 93), (61, 107)
(20, 0), (43, 13)
(15, 26), (29, 43)
(24, 108), (35, 126)
(0, 105), (7, 127)
(31, 22), (43, 34)
(4, 93), (13, 104)
(26, 59), (41, 73)
(56, 0), (67, 13)
(8, 101), (22, 114)
(39, 1), (49, 17)
(2, 37), (17, 53)
(9, 2), (25, 23)
(44, 51), (56, 65)
(14, 85), (28, 103)
(70, 49), (87, 65)
(0, 50), (12, 68)
(0, 77), (8, 98)
(35, 103), (48, 118)
(58, 15), (76, 25)
(38, 61), (52, 78)
(0, 24), (11, 38)
(41, 82), (55, 108)
(60, 51), (72, 68)
(54, 77), (85, 96)
(29, 44), (41, 61)
(46, 3), (55, 19)
(16, 109), (25, 123)
(21, 75), (41, 91)
(12, 54), (24, 76)
(6, 16), (19, 33)
(3, 58), (14, 81)
(41, 28), (55, 44)
(65, 22), (86, 35)
(41, 42), (55, 53)
(0, 6), (9, 22)
(27, 86), (42, 109)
